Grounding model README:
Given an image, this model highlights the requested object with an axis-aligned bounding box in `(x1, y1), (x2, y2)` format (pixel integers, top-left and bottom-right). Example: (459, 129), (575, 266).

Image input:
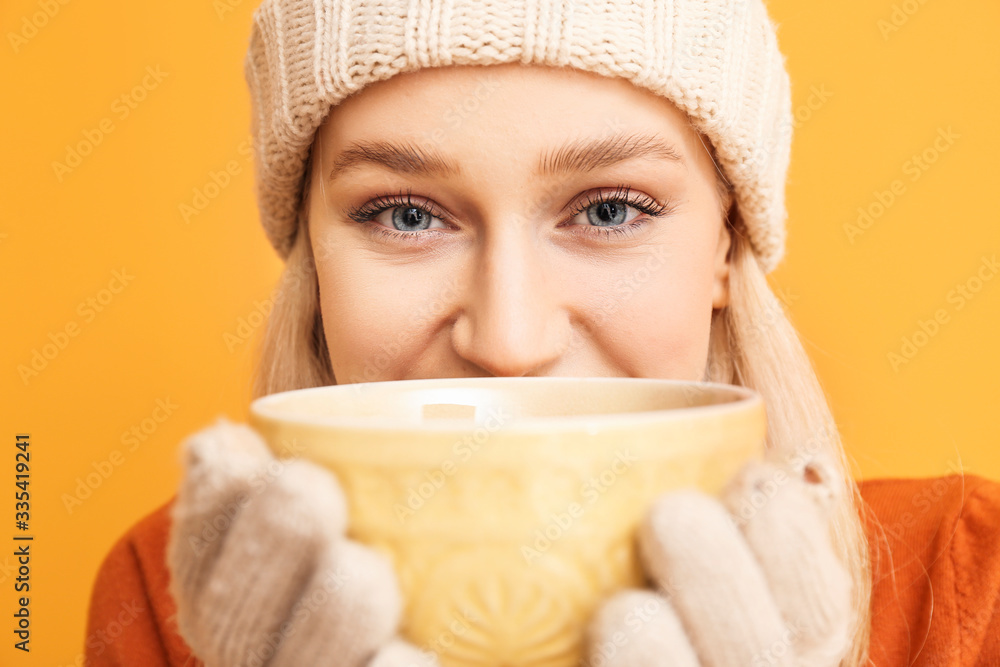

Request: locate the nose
(450, 228), (571, 377)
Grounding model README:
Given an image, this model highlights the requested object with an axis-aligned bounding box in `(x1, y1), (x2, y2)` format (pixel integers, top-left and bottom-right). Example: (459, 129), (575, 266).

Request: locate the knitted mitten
(586, 454), (854, 667)
(166, 417), (440, 667)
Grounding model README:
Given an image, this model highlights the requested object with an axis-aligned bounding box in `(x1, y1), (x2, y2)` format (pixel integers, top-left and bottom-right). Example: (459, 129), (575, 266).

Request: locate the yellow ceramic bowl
(249, 377), (765, 667)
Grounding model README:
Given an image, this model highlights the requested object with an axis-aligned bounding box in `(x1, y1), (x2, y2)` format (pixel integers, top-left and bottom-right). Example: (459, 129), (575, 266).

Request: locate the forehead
(320, 62), (701, 152)
(316, 63), (712, 188)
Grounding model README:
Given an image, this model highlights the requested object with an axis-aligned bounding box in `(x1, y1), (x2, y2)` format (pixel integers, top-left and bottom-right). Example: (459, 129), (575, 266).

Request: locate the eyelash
(344, 184), (677, 245)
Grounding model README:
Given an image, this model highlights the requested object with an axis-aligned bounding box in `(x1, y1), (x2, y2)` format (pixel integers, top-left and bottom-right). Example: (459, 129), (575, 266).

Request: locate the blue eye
(577, 199), (636, 227)
(566, 185), (673, 224)
(389, 206), (436, 231)
(345, 189), (448, 232)
(560, 185), (677, 241)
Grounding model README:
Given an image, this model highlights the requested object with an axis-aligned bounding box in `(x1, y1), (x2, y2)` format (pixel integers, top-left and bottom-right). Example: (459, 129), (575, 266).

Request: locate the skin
(306, 62), (733, 384)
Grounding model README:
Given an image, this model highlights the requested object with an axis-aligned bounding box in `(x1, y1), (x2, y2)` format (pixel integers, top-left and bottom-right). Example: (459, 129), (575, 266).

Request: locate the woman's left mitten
(586, 456), (854, 667)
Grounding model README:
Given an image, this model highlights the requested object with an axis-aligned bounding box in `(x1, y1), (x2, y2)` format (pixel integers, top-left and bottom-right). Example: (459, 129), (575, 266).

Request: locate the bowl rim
(249, 376), (763, 433)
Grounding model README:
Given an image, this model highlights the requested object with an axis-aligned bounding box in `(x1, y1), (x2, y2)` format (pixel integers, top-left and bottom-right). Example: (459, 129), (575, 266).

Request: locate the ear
(711, 213), (733, 310)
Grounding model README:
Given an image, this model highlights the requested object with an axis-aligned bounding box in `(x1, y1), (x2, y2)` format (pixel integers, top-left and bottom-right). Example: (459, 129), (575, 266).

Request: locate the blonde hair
(706, 216), (872, 666)
(249, 140), (872, 667)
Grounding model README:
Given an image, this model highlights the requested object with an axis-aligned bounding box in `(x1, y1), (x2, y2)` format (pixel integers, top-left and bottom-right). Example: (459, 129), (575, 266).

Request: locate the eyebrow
(328, 139), (460, 182)
(538, 131), (684, 177)
(326, 132), (684, 183)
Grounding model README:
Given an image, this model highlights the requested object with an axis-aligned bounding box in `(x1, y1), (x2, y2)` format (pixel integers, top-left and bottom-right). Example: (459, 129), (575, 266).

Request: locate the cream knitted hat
(245, 0), (793, 274)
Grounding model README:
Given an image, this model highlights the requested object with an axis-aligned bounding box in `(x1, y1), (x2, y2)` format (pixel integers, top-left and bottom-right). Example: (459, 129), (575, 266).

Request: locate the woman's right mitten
(166, 416), (439, 667)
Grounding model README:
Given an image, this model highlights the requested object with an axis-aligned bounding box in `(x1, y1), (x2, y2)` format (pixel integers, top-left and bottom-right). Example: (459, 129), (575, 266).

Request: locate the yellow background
(1, 0), (997, 662)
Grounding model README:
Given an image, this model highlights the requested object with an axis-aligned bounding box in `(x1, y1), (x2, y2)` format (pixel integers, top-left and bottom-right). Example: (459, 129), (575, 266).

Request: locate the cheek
(583, 242), (717, 380)
(315, 248), (449, 383)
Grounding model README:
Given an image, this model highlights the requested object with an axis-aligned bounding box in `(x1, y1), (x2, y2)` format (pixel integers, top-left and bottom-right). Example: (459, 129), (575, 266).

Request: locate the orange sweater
(84, 474), (1000, 666)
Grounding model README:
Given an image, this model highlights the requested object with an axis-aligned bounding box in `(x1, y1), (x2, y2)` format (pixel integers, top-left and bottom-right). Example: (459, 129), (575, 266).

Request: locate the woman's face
(307, 63), (732, 384)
